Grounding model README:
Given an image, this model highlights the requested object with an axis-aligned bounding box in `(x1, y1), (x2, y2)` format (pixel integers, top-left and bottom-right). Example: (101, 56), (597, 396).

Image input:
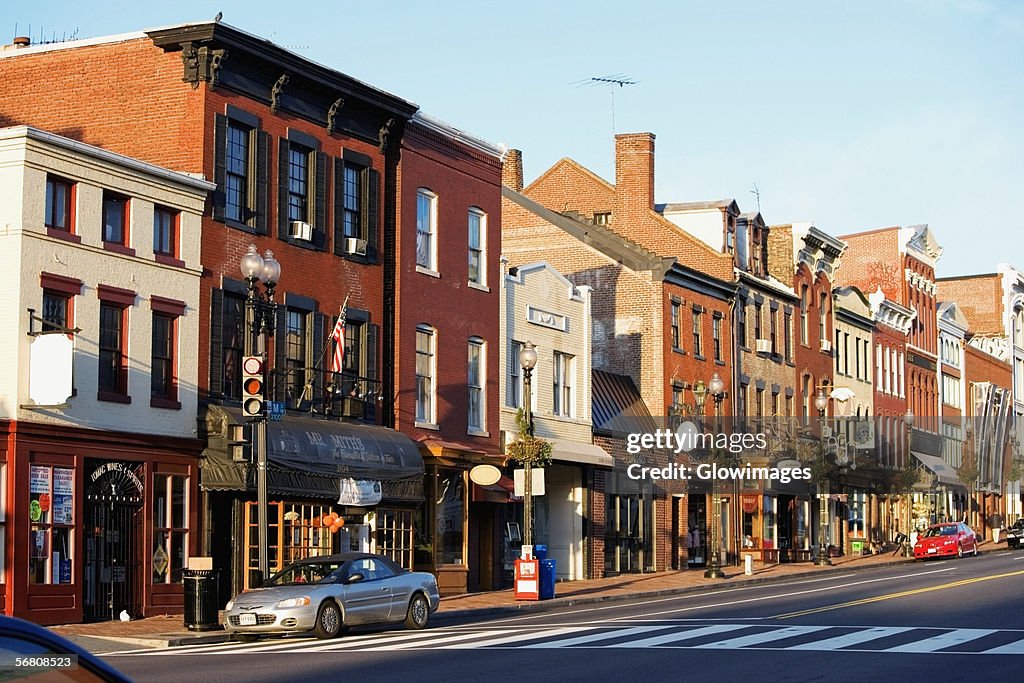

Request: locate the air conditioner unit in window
(289, 221), (312, 241)
(755, 339), (772, 354)
(820, 339), (832, 353)
(344, 237), (368, 256)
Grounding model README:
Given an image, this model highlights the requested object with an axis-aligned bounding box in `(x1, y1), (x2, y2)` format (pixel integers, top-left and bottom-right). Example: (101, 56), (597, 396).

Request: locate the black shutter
(213, 114), (227, 222)
(365, 323), (379, 422)
(333, 157), (344, 256)
(255, 130), (270, 234)
(314, 151), (328, 250)
(277, 138), (290, 240)
(366, 168), (379, 262)
(312, 312), (326, 407)
(274, 306), (288, 403)
(209, 288), (224, 398)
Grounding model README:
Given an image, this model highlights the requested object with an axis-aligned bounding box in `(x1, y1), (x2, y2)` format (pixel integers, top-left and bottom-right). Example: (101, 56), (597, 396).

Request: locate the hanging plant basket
(506, 436), (552, 467)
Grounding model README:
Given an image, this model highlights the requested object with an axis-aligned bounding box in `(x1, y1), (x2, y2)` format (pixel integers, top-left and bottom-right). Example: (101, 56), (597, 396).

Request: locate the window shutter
(277, 138), (290, 240)
(333, 157), (344, 256)
(365, 168), (379, 261)
(313, 151), (328, 250)
(209, 288), (224, 398)
(255, 130), (270, 234)
(366, 323), (379, 383)
(312, 312), (326, 406)
(213, 114), (227, 223)
(274, 307), (288, 403)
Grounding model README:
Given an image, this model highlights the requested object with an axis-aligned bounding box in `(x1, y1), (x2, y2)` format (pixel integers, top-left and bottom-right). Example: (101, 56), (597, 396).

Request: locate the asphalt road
(102, 551), (1024, 682)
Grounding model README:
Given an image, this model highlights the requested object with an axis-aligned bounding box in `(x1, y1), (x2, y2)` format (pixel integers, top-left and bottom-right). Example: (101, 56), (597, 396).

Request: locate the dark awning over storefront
(912, 451), (960, 488)
(201, 405), (424, 503)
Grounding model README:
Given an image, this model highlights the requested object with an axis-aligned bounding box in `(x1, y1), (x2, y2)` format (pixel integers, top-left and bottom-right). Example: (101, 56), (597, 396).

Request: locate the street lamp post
(240, 244), (281, 585)
(519, 342), (539, 549)
(814, 389), (832, 566)
(705, 372), (727, 579)
(903, 408), (915, 557)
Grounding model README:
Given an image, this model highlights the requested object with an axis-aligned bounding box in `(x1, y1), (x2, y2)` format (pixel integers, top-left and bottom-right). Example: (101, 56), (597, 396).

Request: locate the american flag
(330, 298), (348, 374)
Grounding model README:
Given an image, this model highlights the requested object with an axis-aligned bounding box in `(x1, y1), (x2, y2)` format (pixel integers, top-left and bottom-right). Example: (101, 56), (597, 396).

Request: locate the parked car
(0, 615), (133, 682)
(1005, 518), (1024, 549)
(224, 552), (440, 641)
(913, 522), (979, 560)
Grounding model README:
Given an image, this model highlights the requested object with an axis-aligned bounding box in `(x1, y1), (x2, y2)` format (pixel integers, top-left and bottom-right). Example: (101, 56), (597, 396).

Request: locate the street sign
(268, 401), (285, 421)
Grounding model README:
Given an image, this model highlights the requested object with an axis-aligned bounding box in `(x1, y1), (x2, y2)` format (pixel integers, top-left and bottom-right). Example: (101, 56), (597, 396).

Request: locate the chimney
(502, 148), (523, 192)
(615, 133), (656, 213)
(12, 36), (30, 48)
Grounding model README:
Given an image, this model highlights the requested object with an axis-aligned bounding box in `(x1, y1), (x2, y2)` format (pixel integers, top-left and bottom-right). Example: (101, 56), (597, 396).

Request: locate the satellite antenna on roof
(572, 74), (638, 135)
(750, 182), (761, 213)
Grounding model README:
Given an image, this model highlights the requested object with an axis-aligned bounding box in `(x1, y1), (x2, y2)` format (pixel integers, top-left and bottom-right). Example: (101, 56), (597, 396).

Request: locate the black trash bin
(183, 569), (220, 631)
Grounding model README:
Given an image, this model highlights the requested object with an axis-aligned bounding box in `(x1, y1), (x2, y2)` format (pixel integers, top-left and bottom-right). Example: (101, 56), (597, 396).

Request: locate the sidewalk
(50, 540), (1010, 651)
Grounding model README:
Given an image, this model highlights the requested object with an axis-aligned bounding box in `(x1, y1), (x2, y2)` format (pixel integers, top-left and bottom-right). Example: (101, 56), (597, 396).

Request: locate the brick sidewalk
(50, 540), (1009, 650)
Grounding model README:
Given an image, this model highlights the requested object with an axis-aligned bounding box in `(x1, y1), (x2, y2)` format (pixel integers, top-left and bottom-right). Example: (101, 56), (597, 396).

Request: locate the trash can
(183, 569), (220, 631)
(534, 544), (548, 561)
(539, 559), (556, 600)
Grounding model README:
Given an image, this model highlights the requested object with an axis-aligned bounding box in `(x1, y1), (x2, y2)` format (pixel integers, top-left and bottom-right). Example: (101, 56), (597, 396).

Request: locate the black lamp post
(519, 341), (538, 549)
(903, 408), (915, 557)
(814, 389), (832, 566)
(704, 372), (727, 579)
(240, 244), (281, 585)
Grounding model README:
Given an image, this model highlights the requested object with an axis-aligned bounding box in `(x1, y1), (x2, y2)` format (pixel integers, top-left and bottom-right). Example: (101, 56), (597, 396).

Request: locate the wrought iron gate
(84, 461), (144, 621)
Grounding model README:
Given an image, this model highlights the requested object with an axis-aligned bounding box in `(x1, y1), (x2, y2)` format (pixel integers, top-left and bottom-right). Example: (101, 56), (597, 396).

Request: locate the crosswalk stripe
(981, 637), (1024, 655)
(445, 627), (594, 649)
(522, 626), (671, 649)
(360, 630), (507, 650)
(607, 624), (750, 648)
(788, 626), (913, 650)
(695, 626), (829, 649)
(885, 629), (997, 653)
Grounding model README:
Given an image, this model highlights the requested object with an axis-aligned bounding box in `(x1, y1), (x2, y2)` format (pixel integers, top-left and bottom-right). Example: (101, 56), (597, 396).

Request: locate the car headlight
(275, 596), (311, 608)
(225, 600), (234, 611)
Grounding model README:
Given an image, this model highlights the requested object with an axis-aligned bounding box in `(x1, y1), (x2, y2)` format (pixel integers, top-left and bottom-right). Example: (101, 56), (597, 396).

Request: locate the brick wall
(835, 228), (902, 301)
(937, 274), (1005, 336)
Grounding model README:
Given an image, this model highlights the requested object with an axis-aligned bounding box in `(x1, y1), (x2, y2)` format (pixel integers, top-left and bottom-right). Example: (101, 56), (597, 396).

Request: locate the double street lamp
(814, 389), (832, 566)
(519, 342), (539, 548)
(240, 244), (282, 585)
(703, 372), (727, 579)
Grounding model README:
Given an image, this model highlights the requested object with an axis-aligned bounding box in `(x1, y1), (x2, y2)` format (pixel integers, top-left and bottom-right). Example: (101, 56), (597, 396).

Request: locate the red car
(913, 522), (979, 559)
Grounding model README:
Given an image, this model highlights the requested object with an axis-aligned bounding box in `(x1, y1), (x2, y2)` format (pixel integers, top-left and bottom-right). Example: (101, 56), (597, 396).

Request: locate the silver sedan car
(224, 552), (440, 640)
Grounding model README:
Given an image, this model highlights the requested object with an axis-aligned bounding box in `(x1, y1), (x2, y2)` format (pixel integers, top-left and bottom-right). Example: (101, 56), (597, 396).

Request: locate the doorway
(83, 461), (144, 621)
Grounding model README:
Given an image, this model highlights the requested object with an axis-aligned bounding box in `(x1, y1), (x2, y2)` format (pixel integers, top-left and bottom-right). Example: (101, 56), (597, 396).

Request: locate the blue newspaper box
(534, 544), (548, 561)
(539, 559), (556, 600)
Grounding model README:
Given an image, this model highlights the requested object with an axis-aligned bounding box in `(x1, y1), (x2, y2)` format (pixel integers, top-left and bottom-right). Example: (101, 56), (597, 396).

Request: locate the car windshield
(265, 561), (346, 586)
(923, 526), (958, 538)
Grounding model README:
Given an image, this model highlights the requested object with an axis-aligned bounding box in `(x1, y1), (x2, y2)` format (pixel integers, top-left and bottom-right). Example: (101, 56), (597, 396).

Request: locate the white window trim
(553, 351), (575, 418)
(416, 188), (438, 273)
(468, 207), (487, 289)
(415, 324), (438, 429)
(468, 337), (488, 436)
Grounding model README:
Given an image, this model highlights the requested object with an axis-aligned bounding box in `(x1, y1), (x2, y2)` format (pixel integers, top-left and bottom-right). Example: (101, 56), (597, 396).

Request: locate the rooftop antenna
(573, 74), (638, 136)
(750, 182), (761, 213)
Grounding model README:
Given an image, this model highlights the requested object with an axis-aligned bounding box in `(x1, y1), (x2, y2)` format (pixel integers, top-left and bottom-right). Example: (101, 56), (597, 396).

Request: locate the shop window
(377, 509), (414, 570)
(427, 470), (464, 566)
(762, 496), (776, 549)
(29, 464), (75, 585)
(152, 474), (188, 584)
(741, 495), (759, 549)
(0, 462), (5, 580)
(848, 492), (866, 539)
(244, 502), (338, 587)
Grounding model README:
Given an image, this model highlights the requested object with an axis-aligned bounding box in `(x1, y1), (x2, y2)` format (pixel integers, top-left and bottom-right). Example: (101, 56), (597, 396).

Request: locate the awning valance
(201, 405), (424, 502)
(912, 451), (960, 487)
(550, 440), (614, 468)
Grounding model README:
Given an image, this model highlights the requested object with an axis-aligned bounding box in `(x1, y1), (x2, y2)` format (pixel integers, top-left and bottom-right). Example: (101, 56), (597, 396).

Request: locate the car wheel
(404, 592), (430, 630)
(957, 544), (963, 559)
(314, 601), (342, 639)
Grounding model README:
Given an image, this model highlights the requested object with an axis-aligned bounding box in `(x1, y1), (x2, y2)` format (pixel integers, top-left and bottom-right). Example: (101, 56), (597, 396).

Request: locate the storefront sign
(29, 333), (73, 406)
(337, 478), (382, 506)
(469, 464), (502, 486)
(153, 545), (169, 579)
(53, 468), (73, 495)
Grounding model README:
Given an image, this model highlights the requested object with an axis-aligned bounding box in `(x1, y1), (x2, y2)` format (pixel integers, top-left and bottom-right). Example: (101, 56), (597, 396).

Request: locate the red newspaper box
(514, 558), (540, 601)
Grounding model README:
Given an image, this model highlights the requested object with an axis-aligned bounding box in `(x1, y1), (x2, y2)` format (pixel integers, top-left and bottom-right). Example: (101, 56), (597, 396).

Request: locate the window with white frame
(468, 208), (485, 286)
(508, 340), (523, 408)
(416, 325), (436, 424)
(468, 338), (485, 432)
(416, 189), (437, 271)
(152, 474), (188, 584)
(553, 352), (575, 417)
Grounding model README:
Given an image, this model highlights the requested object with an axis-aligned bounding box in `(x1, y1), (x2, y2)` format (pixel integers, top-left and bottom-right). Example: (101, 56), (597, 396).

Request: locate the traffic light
(242, 355), (266, 417)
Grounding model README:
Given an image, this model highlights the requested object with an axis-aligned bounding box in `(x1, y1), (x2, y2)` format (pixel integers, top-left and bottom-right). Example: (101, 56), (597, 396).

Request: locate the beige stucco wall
(0, 126), (211, 437)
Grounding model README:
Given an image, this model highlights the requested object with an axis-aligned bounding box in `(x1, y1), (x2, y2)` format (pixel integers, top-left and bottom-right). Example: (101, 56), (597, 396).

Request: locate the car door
(341, 559), (388, 625)
(960, 523), (977, 552)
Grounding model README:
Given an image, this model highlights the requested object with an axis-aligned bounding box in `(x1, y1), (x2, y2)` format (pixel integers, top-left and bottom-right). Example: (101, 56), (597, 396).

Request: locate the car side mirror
(346, 572), (365, 584)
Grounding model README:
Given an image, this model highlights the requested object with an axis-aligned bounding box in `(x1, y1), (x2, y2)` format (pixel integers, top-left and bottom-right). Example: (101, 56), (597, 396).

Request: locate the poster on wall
(30, 466), (50, 494)
(53, 468), (74, 524)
